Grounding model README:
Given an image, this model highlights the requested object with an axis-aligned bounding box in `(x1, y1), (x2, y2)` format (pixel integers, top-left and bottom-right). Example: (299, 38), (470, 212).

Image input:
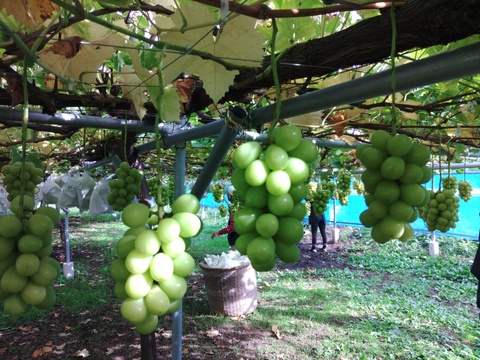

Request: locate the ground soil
(0, 226), (357, 360)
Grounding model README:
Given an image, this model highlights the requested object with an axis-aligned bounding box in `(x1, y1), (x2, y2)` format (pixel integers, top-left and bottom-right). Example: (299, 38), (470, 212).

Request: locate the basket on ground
(199, 262), (257, 316)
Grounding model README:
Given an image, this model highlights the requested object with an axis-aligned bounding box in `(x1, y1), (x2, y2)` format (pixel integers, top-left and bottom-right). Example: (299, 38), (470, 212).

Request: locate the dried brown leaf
(32, 346), (53, 358)
(45, 36), (83, 58)
(271, 325), (283, 339)
(5, 74), (24, 106)
(0, 0), (58, 29)
(206, 328), (221, 337)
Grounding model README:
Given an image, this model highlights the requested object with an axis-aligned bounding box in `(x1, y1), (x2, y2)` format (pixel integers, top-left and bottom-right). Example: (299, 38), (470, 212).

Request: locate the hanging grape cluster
(211, 183), (224, 203)
(230, 124), (318, 271)
(353, 178), (365, 195)
(110, 194), (198, 334)
(0, 162), (60, 315)
(418, 188), (460, 233)
(211, 183), (227, 217)
(1, 161), (43, 203)
(307, 181), (332, 216)
(218, 204), (228, 217)
(458, 180), (472, 202)
(336, 169), (352, 205)
(356, 130), (432, 243)
(147, 177), (158, 198)
(107, 162), (143, 212)
(441, 176), (457, 191)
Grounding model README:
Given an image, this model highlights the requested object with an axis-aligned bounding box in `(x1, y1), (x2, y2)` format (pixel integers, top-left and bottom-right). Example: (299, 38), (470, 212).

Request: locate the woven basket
(200, 262), (258, 316)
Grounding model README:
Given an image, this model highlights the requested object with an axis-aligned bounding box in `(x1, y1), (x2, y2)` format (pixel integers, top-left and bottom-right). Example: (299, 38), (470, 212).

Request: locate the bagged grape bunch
(356, 130), (432, 243)
(0, 162), (60, 315)
(110, 194), (198, 334)
(230, 124), (319, 271)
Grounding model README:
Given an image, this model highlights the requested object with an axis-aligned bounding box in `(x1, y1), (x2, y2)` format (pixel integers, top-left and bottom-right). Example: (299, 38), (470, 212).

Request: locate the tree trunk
(226, 0), (480, 101)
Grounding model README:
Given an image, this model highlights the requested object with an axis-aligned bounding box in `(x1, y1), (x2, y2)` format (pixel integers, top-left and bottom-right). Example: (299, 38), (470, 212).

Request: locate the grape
(458, 180), (472, 202)
(108, 162), (143, 211)
(356, 132), (432, 243)
(0, 205), (60, 315)
(353, 179), (365, 195)
(307, 181), (332, 215)
(418, 188), (460, 232)
(110, 197), (199, 333)
(211, 183), (224, 203)
(231, 124), (318, 271)
(336, 169), (351, 206)
(218, 204), (228, 217)
(1, 161), (42, 205)
(441, 176), (457, 191)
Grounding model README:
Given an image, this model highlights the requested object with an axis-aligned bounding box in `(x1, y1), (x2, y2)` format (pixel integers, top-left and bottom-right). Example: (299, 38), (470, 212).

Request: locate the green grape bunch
(336, 169), (351, 206)
(110, 195), (198, 334)
(457, 180), (472, 202)
(1, 161), (43, 204)
(312, 187), (331, 215)
(353, 179), (365, 196)
(323, 181), (336, 199)
(230, 124), (319, 271)
(356, 131), (433, 243)
(147, 178), (158, 196)
(441, 176), (457, 191)
(107, 162), (143, 212)
(0, 162), (61, 316)
(212, 183), (224, 203)
(218, 204), (228, 217)
(418, 188), (460, 233)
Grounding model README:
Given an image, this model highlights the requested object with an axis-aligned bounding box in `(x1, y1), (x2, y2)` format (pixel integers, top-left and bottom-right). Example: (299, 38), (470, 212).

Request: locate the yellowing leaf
(124, 45), (182, 121)
(32, 346), (53, 358)
(117, 66), (149, 120)
(39, 23), (125, 85)
(0, 0), (58, 30)
(160, 86), (181, 122)
(160, 2), (264, 103)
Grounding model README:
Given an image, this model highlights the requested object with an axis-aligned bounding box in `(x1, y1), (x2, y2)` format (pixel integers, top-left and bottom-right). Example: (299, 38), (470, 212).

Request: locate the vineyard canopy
(0, 0), (478, 173)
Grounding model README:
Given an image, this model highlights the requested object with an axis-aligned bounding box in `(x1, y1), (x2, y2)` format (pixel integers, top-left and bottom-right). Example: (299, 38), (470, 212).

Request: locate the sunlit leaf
(160, 2), (264, 103)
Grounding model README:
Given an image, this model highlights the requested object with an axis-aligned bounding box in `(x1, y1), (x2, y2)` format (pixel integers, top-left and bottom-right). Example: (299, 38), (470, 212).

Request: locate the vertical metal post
(171, 117), (187, 360)
(62, 208), (74, 278)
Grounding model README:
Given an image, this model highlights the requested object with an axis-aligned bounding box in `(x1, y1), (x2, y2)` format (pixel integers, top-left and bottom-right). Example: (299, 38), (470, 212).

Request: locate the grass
(1, 207), (480, 359)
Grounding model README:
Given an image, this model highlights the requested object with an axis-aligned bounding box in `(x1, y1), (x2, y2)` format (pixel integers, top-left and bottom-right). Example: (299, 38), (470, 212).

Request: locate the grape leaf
(160, 86), (181, 122)
(160, 2), (264, 103)
(124, 46), (180, 121)
(38, 23), (124, 86)
(0, 0), (58, 30)
(118, 66), (150, 120)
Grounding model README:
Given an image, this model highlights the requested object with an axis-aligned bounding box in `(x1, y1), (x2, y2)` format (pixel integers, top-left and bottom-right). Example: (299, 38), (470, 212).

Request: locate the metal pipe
(171, 119), (187, 360)
(162, 120), (225, 148)
(0, 108), (172, 132)
(190, 106), (247, 198)
(250, 42), (480, 125)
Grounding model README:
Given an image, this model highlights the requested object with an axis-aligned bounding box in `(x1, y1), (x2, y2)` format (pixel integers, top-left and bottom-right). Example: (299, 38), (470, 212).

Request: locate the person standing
(309, 203), (327, 252)
(211, 186), (239, 250)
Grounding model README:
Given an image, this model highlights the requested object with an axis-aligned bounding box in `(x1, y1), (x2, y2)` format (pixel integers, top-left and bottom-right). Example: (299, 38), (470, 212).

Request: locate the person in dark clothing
(470, 223), (480, 310)
(211, 186), (239, 250)
(309, 203), (327, 252)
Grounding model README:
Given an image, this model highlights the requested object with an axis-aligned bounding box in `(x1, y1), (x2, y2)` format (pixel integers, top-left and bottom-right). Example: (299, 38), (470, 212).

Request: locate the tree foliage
(0, 0), (478, 174)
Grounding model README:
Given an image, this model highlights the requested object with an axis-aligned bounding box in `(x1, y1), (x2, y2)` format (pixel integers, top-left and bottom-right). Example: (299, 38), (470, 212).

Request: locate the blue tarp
(200, 173), (480, 239)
